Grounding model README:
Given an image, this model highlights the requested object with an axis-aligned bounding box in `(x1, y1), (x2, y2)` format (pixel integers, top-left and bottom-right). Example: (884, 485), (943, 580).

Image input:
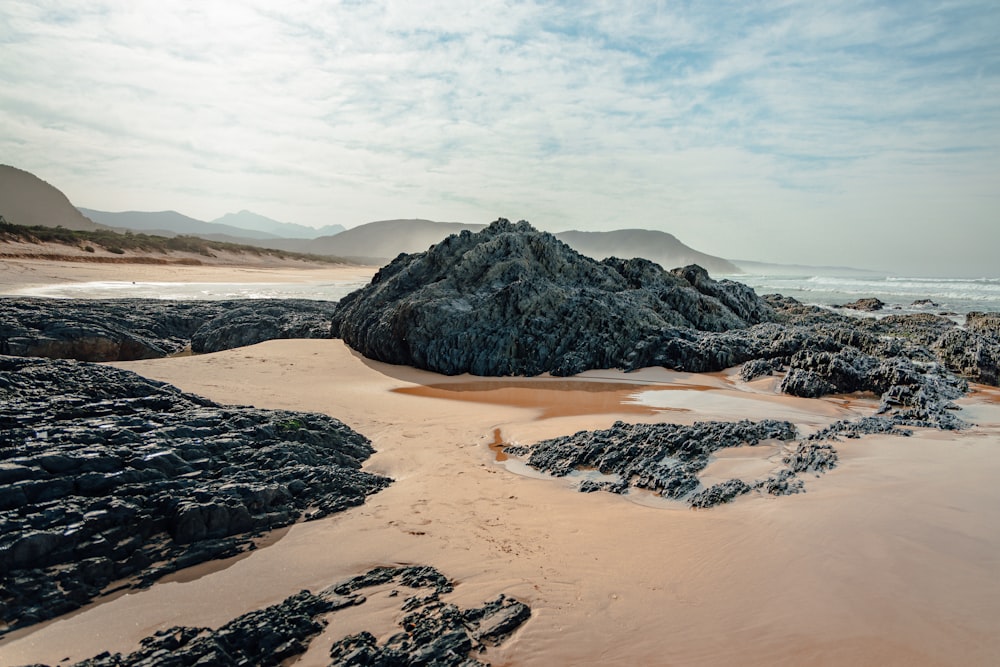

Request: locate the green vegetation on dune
(0, 215), (352, 265)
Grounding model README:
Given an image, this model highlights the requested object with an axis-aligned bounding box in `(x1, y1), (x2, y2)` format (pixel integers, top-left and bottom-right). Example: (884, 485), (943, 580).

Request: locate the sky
(1, 1), (998, 277)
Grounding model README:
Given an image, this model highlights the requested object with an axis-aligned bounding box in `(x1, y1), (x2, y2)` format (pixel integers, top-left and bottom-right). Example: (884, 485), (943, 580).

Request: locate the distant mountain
(306, 219), (739, 274)
(211, 210), (344, 239)
(78, 208), (284, 240)
(306, 219), (485, 260)
(554, 229), (740, 275)
(0, 165), (105, 231)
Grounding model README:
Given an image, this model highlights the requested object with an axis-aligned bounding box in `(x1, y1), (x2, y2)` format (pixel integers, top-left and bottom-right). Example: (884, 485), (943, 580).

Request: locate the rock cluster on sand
(331, 219), (774, 376)
(0, 297), (337, 360)
(504, 420), (802, 507)
(325, 219), (999, 505)
(68, 565), (530, 667)
(0, 356), (390, 634)
(505, 298), (988, 506)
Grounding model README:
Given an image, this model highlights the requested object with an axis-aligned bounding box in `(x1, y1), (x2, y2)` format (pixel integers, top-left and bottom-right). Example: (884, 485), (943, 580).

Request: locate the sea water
(724, 274), (1000, 316)
(9, 274), (1000, 316)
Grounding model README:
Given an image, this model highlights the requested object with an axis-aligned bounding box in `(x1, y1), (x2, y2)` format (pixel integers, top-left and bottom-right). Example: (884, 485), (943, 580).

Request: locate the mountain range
(2, 164), (739, 274)
(78, 208), (346, 241)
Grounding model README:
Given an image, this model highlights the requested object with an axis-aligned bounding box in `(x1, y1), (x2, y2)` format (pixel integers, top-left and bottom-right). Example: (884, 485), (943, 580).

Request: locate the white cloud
(1, 0), (998, 274)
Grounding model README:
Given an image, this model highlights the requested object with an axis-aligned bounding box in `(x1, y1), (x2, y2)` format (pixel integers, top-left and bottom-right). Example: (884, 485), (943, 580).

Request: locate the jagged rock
(967, 311), (1000, 336)
(780, 369), (838, 398)
(328, 586), (530, 666)
(507, 419), (797, 506)
(836, 297), (885, 311)
(783, 442), (838, 472)
(331, 219), (775, 376)
(690, 479), (752, 508)
(0, 297), (337, 361)
(740, 357), (782, 382)
(0, 356), (390, 634)
(931, 312), (1000, 386)
(67, 565), (531, 667)
(190, 302), (336, 353)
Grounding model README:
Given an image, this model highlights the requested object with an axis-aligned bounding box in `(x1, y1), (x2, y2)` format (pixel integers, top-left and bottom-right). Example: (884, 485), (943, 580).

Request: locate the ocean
(10, 273), (1000, 317)
(725, 273), (1000, 317)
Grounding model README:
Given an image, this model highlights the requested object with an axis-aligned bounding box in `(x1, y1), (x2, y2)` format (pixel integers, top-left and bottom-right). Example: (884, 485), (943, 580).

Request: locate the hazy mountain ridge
(4, 165), (745, 274)
(309, 220), (740, 274)
(0, 165), (105, 231)
(211, 210), (345, 239)
(554, 229), (740, 275)
(304, 219), (486, 260)
(78, 208), (284, 240)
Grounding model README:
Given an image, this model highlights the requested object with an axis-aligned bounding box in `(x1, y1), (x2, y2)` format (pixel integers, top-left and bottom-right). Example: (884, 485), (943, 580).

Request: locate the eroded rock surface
(0, 356), (390, 634)
(835, 297), (885, 311)
(67, 566), (530, 667)
(330, 219), (775, 376)
(505, 420), (800, 506)
(0, 297), (337, 360)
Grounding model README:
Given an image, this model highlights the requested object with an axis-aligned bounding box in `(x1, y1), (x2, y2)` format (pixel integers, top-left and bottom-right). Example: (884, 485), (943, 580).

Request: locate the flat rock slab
(0, 297), (337, 360)
(0, 356), (390, 634)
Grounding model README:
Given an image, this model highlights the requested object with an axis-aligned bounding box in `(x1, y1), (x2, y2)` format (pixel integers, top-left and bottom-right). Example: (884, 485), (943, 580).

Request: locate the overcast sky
(2, 1), (998, 276)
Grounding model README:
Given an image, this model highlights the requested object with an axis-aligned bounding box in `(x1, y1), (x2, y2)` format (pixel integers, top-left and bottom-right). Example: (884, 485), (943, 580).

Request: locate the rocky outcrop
(504, 419), (799, 506)
(69, 565), (530, 667)
(931, 312), (1000, 386)
(0, 297), (337, 360)
(0, 356), (390, 634)
(189, 301), (336, 353)
(501, 300), (990, 507)
(331, 219), (775, 376)
(835, 297), (885, 311)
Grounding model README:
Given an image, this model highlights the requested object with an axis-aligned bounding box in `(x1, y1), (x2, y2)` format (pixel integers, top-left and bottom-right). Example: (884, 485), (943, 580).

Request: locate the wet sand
(3, 339), (999, 666)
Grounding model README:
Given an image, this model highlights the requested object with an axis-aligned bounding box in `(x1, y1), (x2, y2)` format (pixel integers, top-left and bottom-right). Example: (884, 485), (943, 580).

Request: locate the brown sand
(1, 265), (999, 665)
(0, 246), (377, 293)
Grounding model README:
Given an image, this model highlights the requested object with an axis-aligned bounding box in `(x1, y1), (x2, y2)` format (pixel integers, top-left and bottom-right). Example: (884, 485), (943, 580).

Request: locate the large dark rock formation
(0, 297), (336, 360)
(68, 565), (530, 667)
(330, 219), (774, 376)
(0, 356), (390, 634)
(502, 297), (991, 507)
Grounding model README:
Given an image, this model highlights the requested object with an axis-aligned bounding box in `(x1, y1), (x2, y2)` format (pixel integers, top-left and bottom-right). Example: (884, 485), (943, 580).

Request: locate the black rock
(740, 357), (782, 382)
(836, 297), (885, 312)
(67, 565), (531, 667)
(508, 419), (797, 506)
(931, 312), (1000, 386)
(330, 219), (775, 376)
(0, 356), (391, 635)
(690, 479), (752, 508)
(0, 297), (337, 361)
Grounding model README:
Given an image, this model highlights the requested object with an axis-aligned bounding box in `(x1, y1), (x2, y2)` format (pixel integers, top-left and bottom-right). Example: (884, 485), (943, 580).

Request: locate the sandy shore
(0, 246), (378, 293)
(2, 266), (1000, 665)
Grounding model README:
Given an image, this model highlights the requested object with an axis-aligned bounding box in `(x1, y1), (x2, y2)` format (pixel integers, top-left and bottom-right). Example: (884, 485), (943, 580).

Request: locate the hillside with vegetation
(0, 216), (352, 265)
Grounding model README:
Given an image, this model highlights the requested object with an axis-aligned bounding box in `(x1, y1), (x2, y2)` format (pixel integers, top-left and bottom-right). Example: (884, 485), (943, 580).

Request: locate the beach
(2, 258), (1000, 665)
